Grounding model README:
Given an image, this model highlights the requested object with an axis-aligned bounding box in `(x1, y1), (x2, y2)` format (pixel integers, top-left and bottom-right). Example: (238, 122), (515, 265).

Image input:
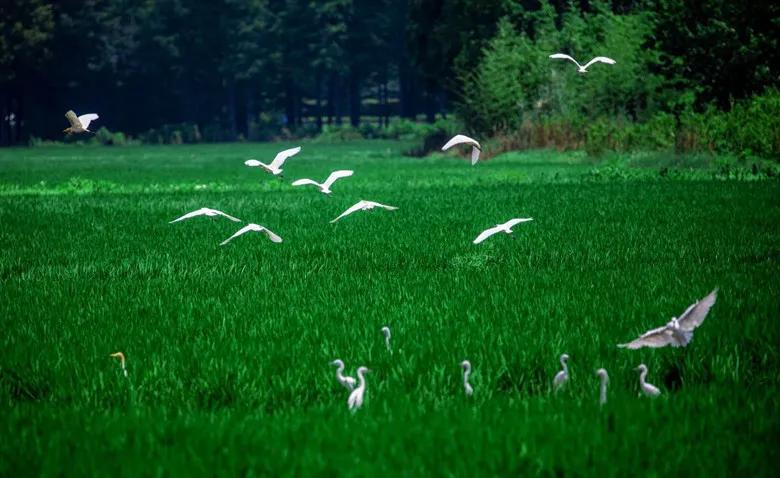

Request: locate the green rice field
(1, 141), (778, 476)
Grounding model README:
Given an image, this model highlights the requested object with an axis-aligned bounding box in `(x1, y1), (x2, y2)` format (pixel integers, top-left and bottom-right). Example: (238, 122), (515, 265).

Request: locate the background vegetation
(2, 1), (779, 158)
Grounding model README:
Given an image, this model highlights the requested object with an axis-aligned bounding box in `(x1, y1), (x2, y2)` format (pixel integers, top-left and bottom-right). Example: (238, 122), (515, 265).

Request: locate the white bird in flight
(330, 200), (398, 223)
(635, 364), (661, 397)
(442, 134), (482, 165)
(244, 146), (301, 176)
(461, 360), (474, 396)
(381, 326), (392, 353)
(110, 352), (128, 377)
(473, 218), (533, 244)
(596, 368), (609, 406)
(618, 289), (718, 349)
(348, 366), (371, 411)
(330, 359), (356, 391)
(169, 207), (241, 224)
(63, 110), (99, 134)
(220, 223), (282, 246)
(292, 170), (353, 195)
(549, 53), (616, 73)
(553, 354), (569, 392)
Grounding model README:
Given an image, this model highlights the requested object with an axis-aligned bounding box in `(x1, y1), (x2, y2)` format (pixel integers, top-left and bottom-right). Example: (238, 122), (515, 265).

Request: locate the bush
(139, 123), (202, 144)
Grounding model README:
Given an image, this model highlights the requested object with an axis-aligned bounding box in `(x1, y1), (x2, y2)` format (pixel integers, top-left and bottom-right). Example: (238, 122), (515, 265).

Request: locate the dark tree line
(1, 0), (777, 145)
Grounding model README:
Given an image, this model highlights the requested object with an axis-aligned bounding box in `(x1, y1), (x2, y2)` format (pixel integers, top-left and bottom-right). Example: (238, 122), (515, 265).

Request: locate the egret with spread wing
(220, 223), (282, 245)
(549, 54), (616, 73)
(292, 170), (353, 194)
(245, 146), (301, 176)
(169, 207), (241, 223)
(473, 218), (533, 244)
(618, 289), (718, 349)
(442, 134), (482, 165)
(64, 110), (99, 134)
(330, 200), (397, 223)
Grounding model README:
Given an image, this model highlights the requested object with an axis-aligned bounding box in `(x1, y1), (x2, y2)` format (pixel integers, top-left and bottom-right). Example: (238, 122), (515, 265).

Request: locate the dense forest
(1, 0), (778, 154)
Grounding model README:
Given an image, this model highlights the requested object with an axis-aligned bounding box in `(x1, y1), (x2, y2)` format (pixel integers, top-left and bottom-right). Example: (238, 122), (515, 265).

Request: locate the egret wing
(582, 56), (616, 70)
(473, 226), (501, 244)
(65, 110), (81, 128)
(220, 225), (255, 245)
(262, 227), (283, 243)
(244, 159), (264, 167)
(169, 208), (208, 223)
(269, 146), (301, 169)
(330, 201), (368, 223)
(502, 218), (533, 229)
(374, 202), (398, 211)
(549, 53), (582, 68)
(213, 210), (241, 222)
(322, 169), (354, 188)
(676, 288), (718, 331)
(442, 134), (480, 151)
(618, 325), (676, 349)
(291, 178), (319, 187)
(77, 113), (99, 129)
(471, 146), (481, 165)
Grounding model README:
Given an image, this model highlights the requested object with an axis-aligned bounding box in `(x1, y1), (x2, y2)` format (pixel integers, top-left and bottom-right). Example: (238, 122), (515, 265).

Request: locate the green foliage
(0, 142), (778, 474)
(139, 123), (203, 145)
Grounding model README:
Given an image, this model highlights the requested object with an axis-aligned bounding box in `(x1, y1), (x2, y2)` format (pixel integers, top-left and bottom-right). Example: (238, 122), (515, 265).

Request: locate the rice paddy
(1, 141), (778, 476)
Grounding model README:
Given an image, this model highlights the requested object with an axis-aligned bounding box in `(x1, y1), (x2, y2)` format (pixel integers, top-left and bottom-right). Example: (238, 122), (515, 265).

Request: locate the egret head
(109, 352), (126, 367)
(330, 359), (344, 368)
(561, 353), (569, 362)
(634, 364), (648, 373)
(596, 368), (609, 382)
(381, 326), (391, 338)
(460, 360), (471, 371)
(357, 366), (371, 375)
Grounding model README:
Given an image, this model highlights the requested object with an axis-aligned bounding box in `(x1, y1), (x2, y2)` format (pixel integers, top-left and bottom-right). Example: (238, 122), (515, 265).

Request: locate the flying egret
(169, 207), (241, 224)
(244, 146), (301, 176)
(292, 170), (353, 195)
(329, 359), (357, 391)
(63, 110), (99, 134)
(348, 366), (371, 411)
(330, 200), (398, 223)
(618, 289), (718, 349)
(220, 223), (282, 246)
(596, 368), (609, 406)
(441, 134), (482, 165)
(461, 360), (474, 396)
(549, 54), (616, 73)
(553, 354), (570, 392)
(381, 326), (392, 353)
(635, 364), (661, 397)
(110, 352), (127, 377)
(473, 218), (533, 244)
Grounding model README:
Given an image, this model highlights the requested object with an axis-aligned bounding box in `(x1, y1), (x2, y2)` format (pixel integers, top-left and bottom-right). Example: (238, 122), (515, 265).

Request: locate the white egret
(330, 200), (398, 223)
(292, 170), (353, 195)
(348, 366), (371, 411)
(596, 368), (609, 406)
(220, 223), (282, 246)
(169, 207), (240, 224)
(618, 288), (718, 349)
(473, 218), (533, 244)
(63, 110), (99, 134)
(381, 326), (392, 353)
(329, 359), (357, 391)
(110, 352), (127, 377)
(549, 53), (616, 73)
(244, 146), (301, 176)
(553, 354), (569, 392)
(635, 364), (661, 397)
(461, 360), (474, 396)
(441, 134), (482, 165)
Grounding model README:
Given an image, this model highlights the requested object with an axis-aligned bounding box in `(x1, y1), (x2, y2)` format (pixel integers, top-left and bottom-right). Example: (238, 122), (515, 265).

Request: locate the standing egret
(220, 223), (282, 245)
(441, 134), (482, 165)
(110, 352), (127, 377)
(618, 289), (718, 349)
(548, 54), (616, 73)
(63, 110), (99, 134)
(244, 146), (301, 176)
(473, 218), (534, 244)
(596, 368), (609, 406)
(381, 326), (392, 353)
(330, 200), (398, 223)
(553, 354), (570, 392)
(169, 207), (241, 224)
(329, 359), (356, 391)
(292, 170), (353, 195)
(348, 366), (371, 411)
(461, 360), (474, 396)
(635, 364), (661, 397)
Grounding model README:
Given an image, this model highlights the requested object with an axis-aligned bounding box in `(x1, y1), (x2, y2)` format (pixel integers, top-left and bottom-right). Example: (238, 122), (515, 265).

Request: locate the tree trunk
(348, 67), (360, 127)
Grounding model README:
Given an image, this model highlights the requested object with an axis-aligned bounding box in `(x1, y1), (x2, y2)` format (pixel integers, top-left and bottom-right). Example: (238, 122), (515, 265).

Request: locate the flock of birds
(64, 52), (719, 410)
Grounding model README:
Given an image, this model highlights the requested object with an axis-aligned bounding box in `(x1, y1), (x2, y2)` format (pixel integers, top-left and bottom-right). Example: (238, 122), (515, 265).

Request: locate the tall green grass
(1, 142), (778, 476)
